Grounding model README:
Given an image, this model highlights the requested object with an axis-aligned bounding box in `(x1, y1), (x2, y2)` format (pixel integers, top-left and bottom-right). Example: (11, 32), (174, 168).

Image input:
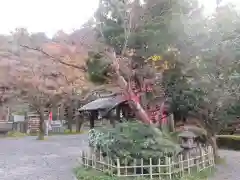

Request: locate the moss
(7, 131), (26, 138)
(63, 129), (84, 134)
(28, 130), (86, 137)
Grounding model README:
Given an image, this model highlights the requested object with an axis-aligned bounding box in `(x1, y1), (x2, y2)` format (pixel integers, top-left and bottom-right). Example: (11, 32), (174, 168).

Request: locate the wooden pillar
(90, 110), (97, 129)
(109, 109), (116, 128)
(116, 105), (121, 123)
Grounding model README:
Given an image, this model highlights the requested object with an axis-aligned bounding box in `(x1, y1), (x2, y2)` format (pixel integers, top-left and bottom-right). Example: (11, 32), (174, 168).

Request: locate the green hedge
(217, 135), (240, 150)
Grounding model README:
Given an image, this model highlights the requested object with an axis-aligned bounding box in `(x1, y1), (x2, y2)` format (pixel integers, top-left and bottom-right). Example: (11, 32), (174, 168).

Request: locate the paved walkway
(0, 135), (88, 180)
(210, 150), (240, 180)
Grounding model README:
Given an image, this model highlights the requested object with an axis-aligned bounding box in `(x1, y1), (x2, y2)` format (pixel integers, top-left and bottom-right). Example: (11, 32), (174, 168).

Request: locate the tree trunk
(169, 113), (175, 132)
(114, 62), (150, 124)
(76, 115), (84, 132)
(109, 114), (116, 127)
(209, 134), (219, 161)
(37, 107), (45, 140)
(67, 105), (73, 132)
(195, 115), (219, 161)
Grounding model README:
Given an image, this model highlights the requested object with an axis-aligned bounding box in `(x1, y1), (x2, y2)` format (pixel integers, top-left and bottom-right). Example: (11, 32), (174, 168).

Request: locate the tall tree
(92, 0), (205, 125)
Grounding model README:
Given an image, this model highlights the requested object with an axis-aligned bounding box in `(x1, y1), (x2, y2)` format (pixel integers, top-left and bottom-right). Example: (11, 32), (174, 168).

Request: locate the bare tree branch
(19, 45), (87, 71)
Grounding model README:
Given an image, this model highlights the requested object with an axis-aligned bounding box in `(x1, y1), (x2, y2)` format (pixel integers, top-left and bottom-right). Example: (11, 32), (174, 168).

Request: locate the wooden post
(149, 158), (153, 179)
(117, 159), (121, 176)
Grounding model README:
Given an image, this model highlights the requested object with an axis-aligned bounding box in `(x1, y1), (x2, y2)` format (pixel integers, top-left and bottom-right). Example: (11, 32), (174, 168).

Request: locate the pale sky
(201, 0), (240, 14)
(0, 0), (99, 37)
(0, 0), (239, 38)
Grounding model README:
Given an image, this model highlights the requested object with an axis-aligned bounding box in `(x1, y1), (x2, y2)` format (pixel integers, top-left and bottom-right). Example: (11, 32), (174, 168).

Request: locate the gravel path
(1, 136), (240, 180)
(210, 150), (240, 180)
(0, 135), (88, 180)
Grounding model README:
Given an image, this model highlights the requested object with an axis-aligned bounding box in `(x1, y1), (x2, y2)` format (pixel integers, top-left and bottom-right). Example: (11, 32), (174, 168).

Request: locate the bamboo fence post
(180, 154), (184, 176)
(86, 151), (89, 168)
(210, 146), (214, 166)
(116, 159), (121, 176)
(110, 159), (113, 175)
(84, 151), (86, 166)
(187, 152), (190, 174)
(80, 151), (83, 165)
(110, 159), (113, 176)
(158, 158), (161, 179)
(124, 158), (127, 176)
(141, 158), (144, 176)
(149, 158), (153, 179)
(196, 154), (200, 172)
(211, 146), (215, 167)
(91, 154), (94, 167)
(207, 146), (210, 166)
(95, 153), (97, 169)
(168, 157), (172, 180)
(100, 149), (103, 171)
(133, 159), (137, 175)
(201, 147), (206, 169)
(165, 156), (168, 177)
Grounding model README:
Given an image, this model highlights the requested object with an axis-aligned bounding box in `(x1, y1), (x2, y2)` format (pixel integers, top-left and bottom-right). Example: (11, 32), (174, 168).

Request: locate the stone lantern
(178, 131), (197, 149)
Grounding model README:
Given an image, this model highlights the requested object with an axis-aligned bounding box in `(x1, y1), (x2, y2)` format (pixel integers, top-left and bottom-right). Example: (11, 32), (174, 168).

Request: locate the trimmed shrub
(88, 122), (182, 166)
(217, 135), (240, 150)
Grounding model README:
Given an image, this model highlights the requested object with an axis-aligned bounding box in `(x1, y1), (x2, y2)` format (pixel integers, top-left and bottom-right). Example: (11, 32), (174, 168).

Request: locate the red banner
(49, 112), (52, 121)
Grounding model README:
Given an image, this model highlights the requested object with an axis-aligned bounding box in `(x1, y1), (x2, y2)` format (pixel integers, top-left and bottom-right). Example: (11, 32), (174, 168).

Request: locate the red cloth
(49, 112), (52, 121)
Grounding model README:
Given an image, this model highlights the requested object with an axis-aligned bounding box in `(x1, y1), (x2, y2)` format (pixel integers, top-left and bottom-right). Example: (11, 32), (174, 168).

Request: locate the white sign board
(13, 115), (25, 122)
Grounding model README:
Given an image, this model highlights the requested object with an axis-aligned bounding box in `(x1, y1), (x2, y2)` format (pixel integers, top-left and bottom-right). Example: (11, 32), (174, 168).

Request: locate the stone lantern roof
(178, 131), (198, 138)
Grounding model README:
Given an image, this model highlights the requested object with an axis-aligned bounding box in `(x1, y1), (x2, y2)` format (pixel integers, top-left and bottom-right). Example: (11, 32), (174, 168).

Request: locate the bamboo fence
(79, 146), (215, 179)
